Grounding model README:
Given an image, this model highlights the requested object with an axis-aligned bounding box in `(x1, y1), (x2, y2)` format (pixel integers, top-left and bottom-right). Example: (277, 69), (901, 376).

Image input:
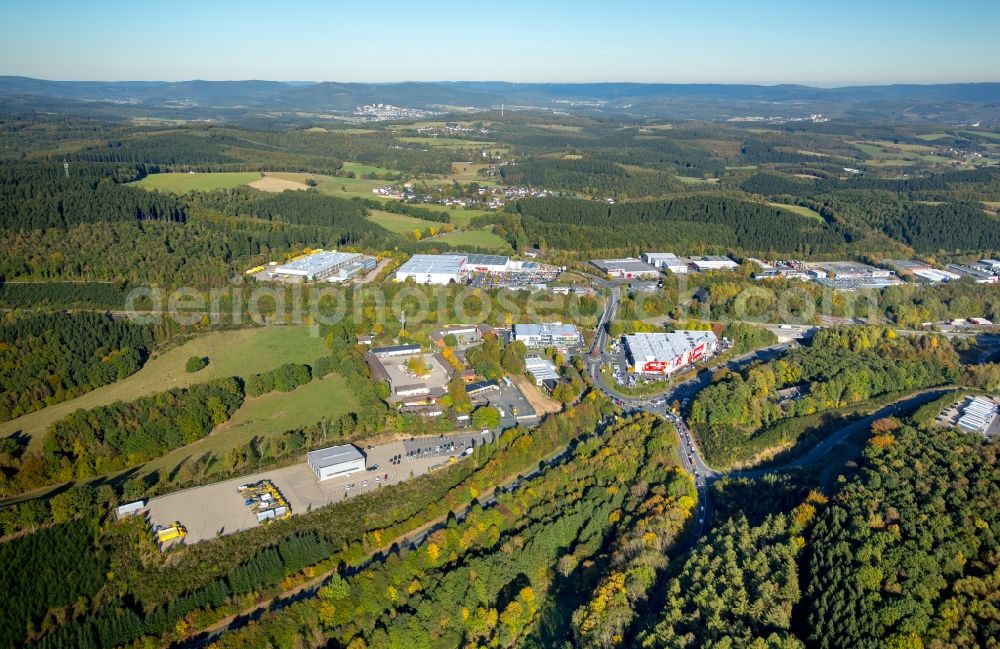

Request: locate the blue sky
(1, 0), (998, 85)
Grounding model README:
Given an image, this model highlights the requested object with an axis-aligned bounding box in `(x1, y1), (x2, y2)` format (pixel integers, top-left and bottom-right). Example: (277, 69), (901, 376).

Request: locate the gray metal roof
(307, 444), (364, 469)
(624, 331), (717, 363)
(514, 323), (580, 337)
(590, 258), (660, 274)
(274, 250), (360, 275)
(465, 254), (510, 266)
(371, 343), (421, 355)
(525, 356), (559, 380)
(396, 254), (466, 276)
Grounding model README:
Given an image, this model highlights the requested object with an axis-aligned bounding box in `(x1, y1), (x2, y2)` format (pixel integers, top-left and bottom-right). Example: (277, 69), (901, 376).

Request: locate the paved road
(581, 284), (959, 546)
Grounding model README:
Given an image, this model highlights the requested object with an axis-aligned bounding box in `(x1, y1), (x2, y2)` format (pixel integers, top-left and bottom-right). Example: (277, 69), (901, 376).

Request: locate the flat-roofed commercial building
(394, 254), (468, 284)
(643, 252), (692, 274)
(513, 323), (582, 348)
(307, 444), (366, 480)
(624, 330), (718, 375)
(689, 256), (739, 271)
(270, 250), (375, 282)
(958, 397), (998, 434)
(524, 356), (559, 385)
(590, 258), (661, 280)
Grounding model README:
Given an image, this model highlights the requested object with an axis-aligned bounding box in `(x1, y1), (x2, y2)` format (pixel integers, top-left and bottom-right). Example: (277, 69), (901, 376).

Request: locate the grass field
(960, 130), (1000, 141)
(433, 229), (512, 251)
(142, 373), (357, 478)
(342, 162), (396, 177)
(529, 123), (583, 132)
(2, 326), (331, 449)
(447, 208), (494, 228)
(769, 202), (824, 221)
(368, 209), (443, 234)
(447, 162), (501, 186)
(400, 136), (495, 149)
(917, 133), (952, 141)
(136, 172), (261, 193)
(676, 175), (718, 184)
(139, 169), (391, 201)
(267, 171), (386, 199)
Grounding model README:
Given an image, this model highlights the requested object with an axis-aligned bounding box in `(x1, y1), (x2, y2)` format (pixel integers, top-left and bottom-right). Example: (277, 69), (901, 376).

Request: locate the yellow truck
(155, 522), (187, 544)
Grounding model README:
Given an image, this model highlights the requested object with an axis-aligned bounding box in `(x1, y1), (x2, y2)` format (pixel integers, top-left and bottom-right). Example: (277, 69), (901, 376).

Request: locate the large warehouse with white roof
(393, 253), (557, 285)
(269, 250), (375, 282)
(624, 330), (718, 375)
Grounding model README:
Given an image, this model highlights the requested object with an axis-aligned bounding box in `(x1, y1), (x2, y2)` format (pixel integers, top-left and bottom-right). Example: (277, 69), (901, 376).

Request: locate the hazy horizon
(4, 76), (1000, 88)
(2, 0), (999, 85)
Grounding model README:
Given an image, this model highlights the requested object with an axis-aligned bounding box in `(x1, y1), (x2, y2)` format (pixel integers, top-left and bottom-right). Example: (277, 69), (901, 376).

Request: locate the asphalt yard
(470, 381), (537, 427)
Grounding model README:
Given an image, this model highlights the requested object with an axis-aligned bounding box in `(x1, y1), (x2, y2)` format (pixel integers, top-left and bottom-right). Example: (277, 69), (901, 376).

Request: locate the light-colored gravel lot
(147, 432), (491, 548)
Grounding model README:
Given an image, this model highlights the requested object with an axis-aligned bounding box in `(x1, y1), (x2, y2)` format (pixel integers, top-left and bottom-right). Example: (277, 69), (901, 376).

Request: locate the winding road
(582, 280), (958, 543)
(180, 279), (961, 646)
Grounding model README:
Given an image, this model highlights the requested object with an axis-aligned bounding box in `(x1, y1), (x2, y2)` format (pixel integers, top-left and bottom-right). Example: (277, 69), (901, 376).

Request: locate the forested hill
(500, 196), (849, 255)
(3, 77), (1000, 122)
(740, 169), (1000, 253)
(0, 162), (186, 230)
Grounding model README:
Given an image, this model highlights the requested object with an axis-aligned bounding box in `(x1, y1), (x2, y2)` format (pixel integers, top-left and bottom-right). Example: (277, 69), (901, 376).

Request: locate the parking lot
(463, 268), (561, 290)
(146, 431), (498, 548)
(401, 430), (497, 460)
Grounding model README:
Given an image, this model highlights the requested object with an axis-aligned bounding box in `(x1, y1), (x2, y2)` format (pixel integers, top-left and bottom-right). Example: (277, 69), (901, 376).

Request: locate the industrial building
(689, 256), (739, 271)
(393, 253), (559, 286)
(885, 259), (931, 273)
(466, 379), (500, 397)
(307, 444), (366, 480)
(371, 343), (422, 358)
(429, 324), (492, 348)
(812, 261), (893, 279)
(643, 252), (692, 274)
(269, 250), (375, 282)
(395, 254), (467, 284)
(513, 322), (582, 348)
(524, 356), (559, 385)
(365, 347), (451, 402)
(624, 330), (718, 375)
(590, 258), (661, 280)
(912, 268), (961, 283)
(957, 397), (998, 434)
(393, 253), (512, 284)
(946, 263), (999, 283)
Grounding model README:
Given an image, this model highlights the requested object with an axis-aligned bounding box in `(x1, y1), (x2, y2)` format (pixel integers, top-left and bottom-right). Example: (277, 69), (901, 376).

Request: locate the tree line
(0, 311), (158, 422)
(689, 326), (961, 467)
(495, 195), (849, 256)
(0, 162), (187, 230)
(0, 378), (244, 496)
